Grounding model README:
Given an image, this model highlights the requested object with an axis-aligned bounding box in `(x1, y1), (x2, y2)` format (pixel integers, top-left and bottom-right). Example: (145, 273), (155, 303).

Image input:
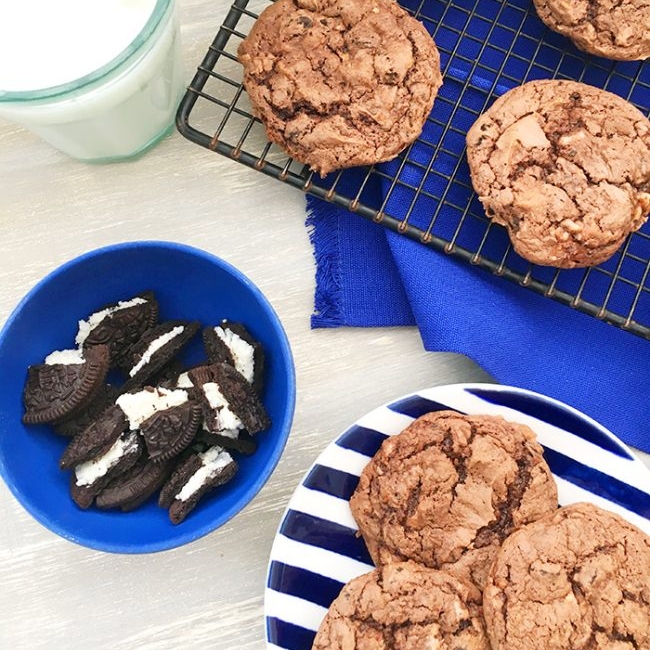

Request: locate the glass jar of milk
(0, 0), (184, 161)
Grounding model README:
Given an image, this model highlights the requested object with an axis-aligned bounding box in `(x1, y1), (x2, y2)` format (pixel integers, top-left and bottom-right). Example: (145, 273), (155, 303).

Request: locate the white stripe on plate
(556, 475), (650, 535)
(414, 387), (650, 493)
(269, 534), (373, 585)
(289, 486), (358, 530)
(264, 589), (327, 632)
(316, 444), (371, 476)
(355, 406), (414, 436)
(267, 644), (287, 650)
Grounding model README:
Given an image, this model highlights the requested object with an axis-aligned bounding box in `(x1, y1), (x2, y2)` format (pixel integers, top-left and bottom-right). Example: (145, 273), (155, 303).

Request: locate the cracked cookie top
(312, 562), (490, 650)
(483, 502), (650, 650)
(466, 79), (650, 268)
(533, 0), (650, 61)
(349, 411), (558, 591)
(237, 0), (442, 177)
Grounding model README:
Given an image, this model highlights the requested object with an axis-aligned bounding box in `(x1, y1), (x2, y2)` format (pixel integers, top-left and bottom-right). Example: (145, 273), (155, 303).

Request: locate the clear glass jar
(0, 0), (184, 162)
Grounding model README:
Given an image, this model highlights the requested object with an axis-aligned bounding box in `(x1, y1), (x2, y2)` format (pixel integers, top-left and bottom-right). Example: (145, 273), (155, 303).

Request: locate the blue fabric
(308, 191), (650, 454)
(306, 0), (650, 454)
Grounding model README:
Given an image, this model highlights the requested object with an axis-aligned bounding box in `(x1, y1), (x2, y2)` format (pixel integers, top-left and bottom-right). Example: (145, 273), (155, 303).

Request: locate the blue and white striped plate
(264, 383), (650, 650)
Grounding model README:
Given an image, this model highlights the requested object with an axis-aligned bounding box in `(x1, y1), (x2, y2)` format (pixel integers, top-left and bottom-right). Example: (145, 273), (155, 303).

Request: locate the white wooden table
(0, 2), (648, 649)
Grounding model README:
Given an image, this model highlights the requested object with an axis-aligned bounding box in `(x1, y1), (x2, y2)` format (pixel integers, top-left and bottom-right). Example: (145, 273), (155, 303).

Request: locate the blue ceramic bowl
(0, 241), (296, 553)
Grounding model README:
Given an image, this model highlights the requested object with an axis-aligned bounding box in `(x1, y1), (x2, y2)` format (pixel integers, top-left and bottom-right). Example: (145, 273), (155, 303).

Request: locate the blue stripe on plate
(387, 394), (461, 419)
(279, 510), (373, 565)
(267, 561), (344, 608)
(266, 618), (315, 650)
(336, 425), (387, 456)
(302, 465), (361, 501)
(467, 387), (634, 459)
(544, 447), (650, 518)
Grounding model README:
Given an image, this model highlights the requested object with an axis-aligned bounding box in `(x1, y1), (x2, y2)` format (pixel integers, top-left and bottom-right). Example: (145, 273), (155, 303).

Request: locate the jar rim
(0, 0), (172, 102)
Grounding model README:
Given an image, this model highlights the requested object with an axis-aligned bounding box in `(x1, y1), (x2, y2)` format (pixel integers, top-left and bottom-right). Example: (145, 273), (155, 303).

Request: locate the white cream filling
(116, 387), (188, 430)
(200, 420), (239, 439)
(175, 371), (193, 389)
(75, 296), (147, 347)
(176, 446), (233, 502)
(129, 325), (184, 377)
(214, 326), (255, 384)
(202, 382), (243, 431)
(74, 431), (139, 487)
(44, 348), (85, 365)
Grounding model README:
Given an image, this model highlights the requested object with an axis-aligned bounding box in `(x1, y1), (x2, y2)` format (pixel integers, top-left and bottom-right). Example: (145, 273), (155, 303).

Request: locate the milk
(0, 0), (184, 161)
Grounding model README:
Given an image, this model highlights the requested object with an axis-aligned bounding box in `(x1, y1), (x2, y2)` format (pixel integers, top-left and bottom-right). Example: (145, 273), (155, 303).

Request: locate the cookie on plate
(533, 0), (650, 61)
(237, 0), (442, 177)
(483, 502), (650, 650)
(466, 79), (650, 268)
(312, 562), (490, 650)
(349, 411), (558, 591)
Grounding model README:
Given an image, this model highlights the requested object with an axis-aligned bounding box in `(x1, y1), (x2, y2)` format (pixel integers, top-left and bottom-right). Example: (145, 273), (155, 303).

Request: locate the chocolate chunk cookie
(466, 80), (650, 268)
(312, 562), (490, 650)
(349, 411), (558, 591)
(237, 0), (442, 177)
(483, 502), (650, 650)
(533, 0), (650, 61)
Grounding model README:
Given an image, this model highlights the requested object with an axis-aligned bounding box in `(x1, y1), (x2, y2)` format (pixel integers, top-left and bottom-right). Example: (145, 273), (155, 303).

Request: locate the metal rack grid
(176, 0), (650, 339)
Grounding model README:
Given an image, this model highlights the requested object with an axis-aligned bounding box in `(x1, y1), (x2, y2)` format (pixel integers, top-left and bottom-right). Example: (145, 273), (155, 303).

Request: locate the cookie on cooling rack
(466, 79), (650, 268)
(483, 502), (650, 650)
(237, 0), (442, 177)
(349, 411), (558, 591)
(533, 0), (650, 61)
(312, 562), (490, 650)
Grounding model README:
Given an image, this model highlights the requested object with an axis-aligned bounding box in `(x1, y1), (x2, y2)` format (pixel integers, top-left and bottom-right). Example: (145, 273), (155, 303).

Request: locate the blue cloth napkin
(307, 190), (650, 454)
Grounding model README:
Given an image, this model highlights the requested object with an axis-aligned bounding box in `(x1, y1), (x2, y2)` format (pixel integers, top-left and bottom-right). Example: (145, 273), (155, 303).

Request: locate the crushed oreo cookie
(21, 291), (271, 524)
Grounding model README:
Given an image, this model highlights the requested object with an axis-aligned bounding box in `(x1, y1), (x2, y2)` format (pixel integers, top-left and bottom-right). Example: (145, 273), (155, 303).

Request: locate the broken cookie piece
(158, 446), (238, 524)
(22, 344), (110, 425)
(116, 386), (201, 463)
(75, 291), (159, 366)
(202, 321), (265, 393)
(95, 456), (175, 511)
(121, 320), (200, 391)
(59, 404), (128, 470)
(70, 431), (143, 509)
(189, 362), (270, 436)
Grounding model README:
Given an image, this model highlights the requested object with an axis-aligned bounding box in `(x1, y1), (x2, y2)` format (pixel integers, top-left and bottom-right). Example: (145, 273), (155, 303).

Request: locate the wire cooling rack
(176, 0), (650, 339)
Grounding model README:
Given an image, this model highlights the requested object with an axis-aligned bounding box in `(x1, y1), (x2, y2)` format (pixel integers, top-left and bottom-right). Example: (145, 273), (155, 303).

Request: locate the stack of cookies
(311, 411), (650, 650)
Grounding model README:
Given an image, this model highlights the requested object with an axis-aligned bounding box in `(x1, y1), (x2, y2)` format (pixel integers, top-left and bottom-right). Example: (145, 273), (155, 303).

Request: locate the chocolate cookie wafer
(22, 344), (110, 425)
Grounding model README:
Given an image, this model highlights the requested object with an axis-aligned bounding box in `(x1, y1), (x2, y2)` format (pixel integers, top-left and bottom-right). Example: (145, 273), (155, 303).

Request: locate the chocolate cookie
(22, 344), (110, 425)
(202, 322), (264, 393)
(466, 80), (650, 268)
(53, 384), (121, 437)
(139, 400), (202, 464)
(95, 456), (174, 511)
(483, 502), (650, 650)
(70, 431), (143, 509)
(237, 0), (442, 177)
(121, 320), (200, 391)
(188, 363), (270, 435)
(312, 562), (490, 650)
(75, 291), (158, 366)
(533, 0), (650, 61)
(59, 404), (128, 470)
(349, 411), (558, 591)
(158, 445), (238, 524)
